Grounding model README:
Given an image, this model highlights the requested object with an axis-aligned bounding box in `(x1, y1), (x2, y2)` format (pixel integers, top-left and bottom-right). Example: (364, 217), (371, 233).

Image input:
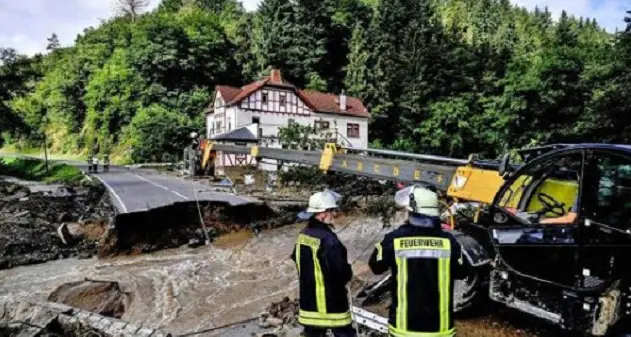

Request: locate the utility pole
(42, 132), (49, 175)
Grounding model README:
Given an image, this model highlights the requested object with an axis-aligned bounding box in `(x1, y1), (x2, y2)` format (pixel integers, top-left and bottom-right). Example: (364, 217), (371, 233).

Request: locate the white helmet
(298, 190), (341, 220)
(394, 184), (440, 217)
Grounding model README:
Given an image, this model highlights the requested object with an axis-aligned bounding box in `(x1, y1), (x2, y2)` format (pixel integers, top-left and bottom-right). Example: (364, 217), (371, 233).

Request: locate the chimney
(340, 91), (347, 112)
(270, 69), (282, 83)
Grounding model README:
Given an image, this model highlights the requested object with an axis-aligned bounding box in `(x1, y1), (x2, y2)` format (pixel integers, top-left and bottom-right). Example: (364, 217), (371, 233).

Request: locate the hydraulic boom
(206, 142), (517, 204)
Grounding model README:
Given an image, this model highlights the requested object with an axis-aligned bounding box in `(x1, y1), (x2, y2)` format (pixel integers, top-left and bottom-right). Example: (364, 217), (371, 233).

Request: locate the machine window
(583, 152), (631, 230)
(497, 153), (582, 224)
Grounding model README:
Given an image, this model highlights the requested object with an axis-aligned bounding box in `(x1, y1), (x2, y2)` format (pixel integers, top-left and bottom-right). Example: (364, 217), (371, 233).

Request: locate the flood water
(0, 216), (387, 336)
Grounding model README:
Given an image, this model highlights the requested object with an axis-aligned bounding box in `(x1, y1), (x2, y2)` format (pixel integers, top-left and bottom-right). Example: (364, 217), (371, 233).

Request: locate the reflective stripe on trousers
(299, 310), (353, 327)
(389, 325), (455, 337)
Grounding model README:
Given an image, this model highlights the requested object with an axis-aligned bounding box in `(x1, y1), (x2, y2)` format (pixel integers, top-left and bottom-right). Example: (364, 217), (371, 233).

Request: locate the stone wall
(0, 300), (172, 337)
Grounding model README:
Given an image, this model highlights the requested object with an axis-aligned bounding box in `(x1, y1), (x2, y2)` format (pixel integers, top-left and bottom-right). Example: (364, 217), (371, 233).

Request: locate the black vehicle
(478, 144), (631, 336)
(357, 144), (631, 336)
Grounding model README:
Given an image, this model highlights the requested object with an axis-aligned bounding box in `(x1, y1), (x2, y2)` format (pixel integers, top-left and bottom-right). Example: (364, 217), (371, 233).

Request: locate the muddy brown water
(0, 216), (561, 337)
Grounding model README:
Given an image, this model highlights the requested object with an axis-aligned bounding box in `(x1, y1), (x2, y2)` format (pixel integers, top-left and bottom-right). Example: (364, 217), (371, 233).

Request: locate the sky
(0, 0), (628, 56)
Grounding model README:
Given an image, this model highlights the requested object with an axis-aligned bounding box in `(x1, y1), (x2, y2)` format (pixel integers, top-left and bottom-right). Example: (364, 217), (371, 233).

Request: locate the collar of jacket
(408, 213), (442, 228)
(308, 217), (334, 231)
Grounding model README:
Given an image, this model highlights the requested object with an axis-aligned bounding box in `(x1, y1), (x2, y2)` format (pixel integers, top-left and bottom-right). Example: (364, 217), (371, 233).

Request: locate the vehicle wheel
(454, 267), (487, 313)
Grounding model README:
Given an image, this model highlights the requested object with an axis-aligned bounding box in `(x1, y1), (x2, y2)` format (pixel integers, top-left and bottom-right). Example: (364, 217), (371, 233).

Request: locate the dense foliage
(0, 0), (629, 162)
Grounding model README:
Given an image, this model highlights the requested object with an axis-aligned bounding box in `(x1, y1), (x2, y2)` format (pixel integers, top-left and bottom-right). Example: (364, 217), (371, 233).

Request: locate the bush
(0, 157), (83, 183)
(125, 105), (199, 163)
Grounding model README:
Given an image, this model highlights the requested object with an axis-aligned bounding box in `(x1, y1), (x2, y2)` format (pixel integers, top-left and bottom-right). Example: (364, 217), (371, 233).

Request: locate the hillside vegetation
(1, 0), (630, 163)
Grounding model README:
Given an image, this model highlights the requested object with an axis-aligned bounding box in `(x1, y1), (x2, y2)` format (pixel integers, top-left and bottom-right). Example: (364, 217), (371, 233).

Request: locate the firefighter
(368, 185), (469, 337)
(291, 190), (356, 337)
(103, 154), (110, 172)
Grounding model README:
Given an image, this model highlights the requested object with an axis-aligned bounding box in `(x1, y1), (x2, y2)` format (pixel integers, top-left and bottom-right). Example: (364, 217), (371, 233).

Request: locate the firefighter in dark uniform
(103, 154), (110, 172)
(369, 185), (469, 337)
(292, 190), (356, 337)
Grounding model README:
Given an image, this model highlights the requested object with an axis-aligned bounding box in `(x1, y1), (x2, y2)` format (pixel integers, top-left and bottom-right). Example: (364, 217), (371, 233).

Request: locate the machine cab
(488, 145), (631, 291)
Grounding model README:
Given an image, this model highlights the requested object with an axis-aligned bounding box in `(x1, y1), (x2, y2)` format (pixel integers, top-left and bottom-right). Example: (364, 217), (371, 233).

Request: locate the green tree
(251, 0), (298, 82)
(46, 33), (61, 51)
(124, 105), (193, 162)
(344, 23), (371, 98)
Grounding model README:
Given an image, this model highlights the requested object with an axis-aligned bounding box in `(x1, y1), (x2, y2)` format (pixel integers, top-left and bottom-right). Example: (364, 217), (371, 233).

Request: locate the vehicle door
(577, 149), (631, 290)
(489, 150), (584, 287)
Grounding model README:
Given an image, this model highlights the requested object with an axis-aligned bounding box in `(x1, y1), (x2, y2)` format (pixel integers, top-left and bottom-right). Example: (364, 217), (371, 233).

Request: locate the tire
(454, 267), (487, 313)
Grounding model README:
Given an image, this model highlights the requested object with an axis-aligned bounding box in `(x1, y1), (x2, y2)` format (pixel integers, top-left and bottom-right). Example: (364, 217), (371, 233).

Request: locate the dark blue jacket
(291, 218), (353, 328)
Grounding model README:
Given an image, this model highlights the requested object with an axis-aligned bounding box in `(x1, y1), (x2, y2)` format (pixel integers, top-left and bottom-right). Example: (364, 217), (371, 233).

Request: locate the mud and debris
(262, 297), (299, 328)
(0, 178), (115, 270)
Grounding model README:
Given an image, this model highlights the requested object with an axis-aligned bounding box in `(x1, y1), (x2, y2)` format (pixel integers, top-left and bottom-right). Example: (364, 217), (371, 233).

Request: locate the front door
(489, 150), (584, 287)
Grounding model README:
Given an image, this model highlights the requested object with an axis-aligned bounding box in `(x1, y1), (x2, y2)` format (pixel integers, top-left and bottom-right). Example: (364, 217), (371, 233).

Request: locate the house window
(347, 123), (360, 138)
(216, 121), (222, 133)
(280, 93), (287, 107)
(315, 121), (330, 131)
(215, 98), (221, 108)
(262, 92), (268, 104)
(252, 117), (260, 124)
(227, 118), (232, 131)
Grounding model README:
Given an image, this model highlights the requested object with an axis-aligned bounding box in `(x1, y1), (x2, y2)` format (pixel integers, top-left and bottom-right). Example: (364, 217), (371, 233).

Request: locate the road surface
(86, 166), (256, 213)
(0, 154), (256, 213)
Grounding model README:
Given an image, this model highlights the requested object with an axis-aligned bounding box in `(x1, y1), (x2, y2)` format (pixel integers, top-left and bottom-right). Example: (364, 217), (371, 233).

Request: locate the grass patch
(0, 146), (84, 161)
(0, 157), (84, 183)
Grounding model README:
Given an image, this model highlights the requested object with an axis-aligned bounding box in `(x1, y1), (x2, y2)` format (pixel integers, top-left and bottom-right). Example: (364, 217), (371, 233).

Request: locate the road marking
(171, 191), (190, 200)
(133, 174), (169, 190)
(93, 175), (129, 213)
(133, 173), (191, 200)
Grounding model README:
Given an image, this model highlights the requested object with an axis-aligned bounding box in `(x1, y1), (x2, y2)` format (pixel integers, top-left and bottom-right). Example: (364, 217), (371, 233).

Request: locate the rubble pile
(99, 201), (303, 257)
(261, 297), (300, 328)
(0, 179), (115, 270)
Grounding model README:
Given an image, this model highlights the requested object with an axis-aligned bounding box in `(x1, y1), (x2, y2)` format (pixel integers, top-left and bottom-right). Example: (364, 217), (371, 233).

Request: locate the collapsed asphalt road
(0, 154), (256, 214)
(84, 166), (256, 213)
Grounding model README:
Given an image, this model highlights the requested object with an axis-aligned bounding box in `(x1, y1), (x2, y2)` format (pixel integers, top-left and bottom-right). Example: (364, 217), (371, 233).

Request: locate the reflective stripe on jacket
(369, 221), (467, 336)
(291, 218), (353, 328)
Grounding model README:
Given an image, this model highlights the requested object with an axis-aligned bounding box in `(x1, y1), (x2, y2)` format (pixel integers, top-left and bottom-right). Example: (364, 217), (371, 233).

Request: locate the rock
(48, 280), (130, 319)
(258, 316), (283, 328)
(267, 317), (284, 327)
(57, 212), (70, 222)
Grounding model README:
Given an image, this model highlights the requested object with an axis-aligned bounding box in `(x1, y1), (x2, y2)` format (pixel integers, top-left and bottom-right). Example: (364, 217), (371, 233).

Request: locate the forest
(1, 0), (631, 163)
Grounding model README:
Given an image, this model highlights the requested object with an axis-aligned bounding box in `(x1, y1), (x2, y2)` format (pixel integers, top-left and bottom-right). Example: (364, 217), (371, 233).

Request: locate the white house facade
(205, 69), (370, 172)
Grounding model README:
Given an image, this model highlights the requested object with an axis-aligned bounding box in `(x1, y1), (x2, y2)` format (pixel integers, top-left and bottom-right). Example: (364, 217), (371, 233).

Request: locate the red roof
(299, 90), (368, 118)
(213, 69), (369, 118)
(215, 85), (241, 102)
